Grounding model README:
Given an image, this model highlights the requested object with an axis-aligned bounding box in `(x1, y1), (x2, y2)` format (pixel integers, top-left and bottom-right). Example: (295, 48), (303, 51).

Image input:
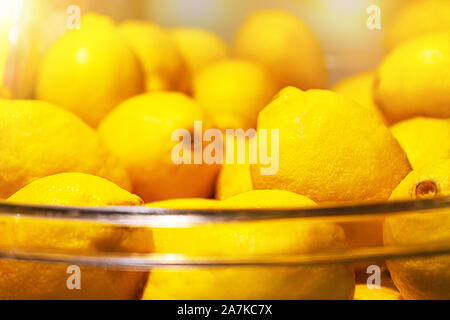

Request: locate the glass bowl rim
(1, 195), (449, 227)
(1, 196), (449, 268)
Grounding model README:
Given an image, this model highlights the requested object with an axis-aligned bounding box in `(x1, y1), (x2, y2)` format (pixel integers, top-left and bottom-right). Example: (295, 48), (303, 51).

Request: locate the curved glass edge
(1, 240), (450, 271)
(0, 196), (449, 227)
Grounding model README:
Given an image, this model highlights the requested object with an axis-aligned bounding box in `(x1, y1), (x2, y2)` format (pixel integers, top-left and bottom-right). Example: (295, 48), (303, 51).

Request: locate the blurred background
(0, 0), (410, 98)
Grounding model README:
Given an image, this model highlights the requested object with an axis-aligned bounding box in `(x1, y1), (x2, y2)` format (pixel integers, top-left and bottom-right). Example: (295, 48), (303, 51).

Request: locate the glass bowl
(0, 196), (449, 300)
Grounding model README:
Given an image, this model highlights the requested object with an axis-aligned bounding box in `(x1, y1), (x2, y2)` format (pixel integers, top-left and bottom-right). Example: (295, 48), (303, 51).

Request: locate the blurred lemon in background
(99, 92), (219, 202)
(1, 172), (151, 300)
(170, 27), (229, 91)
(144, 190), (355, 300)
(384, 0), (450, 51)
(332, 72), (385, 123)
(0, 99), (131, 199)
(119, 20), (186, 92)
(374, 32), (450, 123)
(391, 117), (450, 170)
(36, 13), (144, 127)
(193, 59), (279, 130)
(251, 87), (411, 203)
(235, 10), (327, 90)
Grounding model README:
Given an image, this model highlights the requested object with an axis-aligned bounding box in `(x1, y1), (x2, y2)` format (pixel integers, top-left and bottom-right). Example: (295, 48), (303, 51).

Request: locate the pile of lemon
(0, 0), (449, 300)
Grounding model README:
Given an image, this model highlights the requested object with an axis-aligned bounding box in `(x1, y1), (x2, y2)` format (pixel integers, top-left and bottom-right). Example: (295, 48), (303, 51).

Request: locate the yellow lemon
(193, 59), (279, 130)
(221, 189), (316, 209)
(390, 159), (450, 201)
(170, 27), (229, 91)
(235, 10), (327, 90)
(0, 99), (131, 199)
(251, 87), (412, 203)
(216, 164), (253, 200)
(98, 92), (219, 202)
(8, 172), (142, 206)
(148, 198), (219, 210)
(119, 20), (186, 92)
(386, 159), (450, 299)
(251, 88), (411, 253)
(384, 0), (450, 51)
(36, 13), (143, 127)
(215, 132), (255, 200)
(385, 160), (450, 300)
(391, 117), (450, 170)
(143, 190), (355, 300)
(374, 33), (450, 123)
(332, 72), (386, 123)
(2, 172), (152, 300)
(354, 284), (402, 300)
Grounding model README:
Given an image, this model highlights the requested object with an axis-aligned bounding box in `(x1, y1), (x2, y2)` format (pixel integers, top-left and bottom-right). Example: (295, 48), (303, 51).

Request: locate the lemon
(354, 284), (402, 300)
(221, 190), (316, 209)
(374, 33), (450, 123)
(216, 164), (253, 200)
(170, 27), (228, 91)
(36, 13), (143, 127)
(331, 72), (386, 123)
(385, 160), (450, 300)
(0, 99), (131, 199)
(1, 172), (152, 300)
(193, 59), (279, 130)
(215, 133), (255, 200)
(235, 10), (327, 90)
(98, 92), (219, 202)
(148, 198), (219, 210)
(384, 0), (450, 51)
(390, 159), (450, 201)
(251, 87), (412, 203)
(386, 159), (450, 299)
(8, 173), (142, 206)
(143, 190), (355, 300)
(119, 20), (186, 92)
(391, 117), (450, 170)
